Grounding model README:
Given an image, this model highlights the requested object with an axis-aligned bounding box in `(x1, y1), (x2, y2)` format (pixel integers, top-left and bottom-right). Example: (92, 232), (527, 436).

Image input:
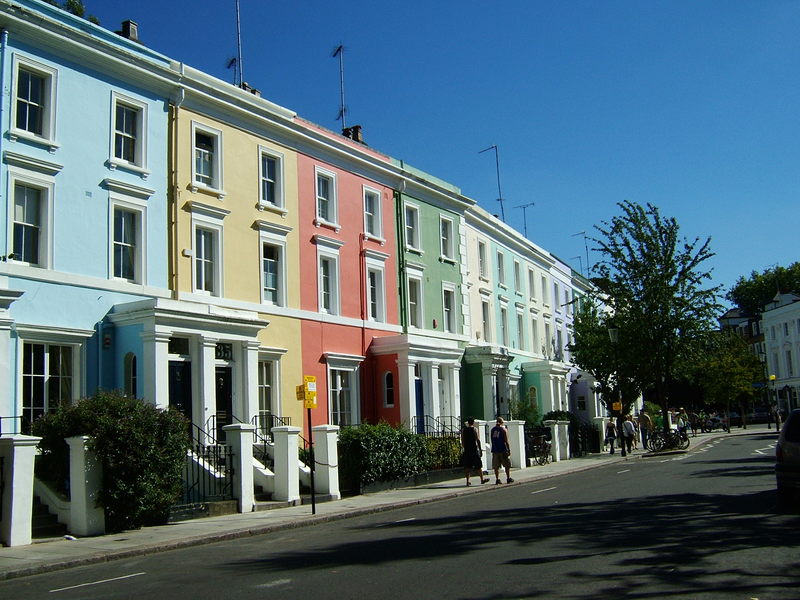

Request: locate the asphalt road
(3, 430), (798, 599)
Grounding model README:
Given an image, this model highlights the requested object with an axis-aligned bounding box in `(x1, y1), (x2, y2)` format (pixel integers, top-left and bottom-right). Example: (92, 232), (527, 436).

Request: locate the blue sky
(89, 0), (799, 301)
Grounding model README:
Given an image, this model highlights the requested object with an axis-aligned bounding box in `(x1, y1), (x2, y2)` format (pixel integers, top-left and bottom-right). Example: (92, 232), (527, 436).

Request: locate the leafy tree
(692, 330), (765, 426)
(727, 262), (800, 315)
(580, 201), (721, 430)
(569, 300), (642, 415)
(43, 0), (99, 24)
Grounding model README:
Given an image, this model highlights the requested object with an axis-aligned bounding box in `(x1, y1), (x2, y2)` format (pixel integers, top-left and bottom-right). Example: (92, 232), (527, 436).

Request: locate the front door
(169, 361), (193, 437)
(215, 366), (233, 442)
(415, 377), (424, 434)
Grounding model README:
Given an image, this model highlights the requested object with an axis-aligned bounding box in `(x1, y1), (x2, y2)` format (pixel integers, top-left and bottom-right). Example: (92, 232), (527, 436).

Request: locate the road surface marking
(617, 469), (631, 474)
(530, 486), (557, 495)
(50, 572), (145, 593)
(256, 579), (291, 589)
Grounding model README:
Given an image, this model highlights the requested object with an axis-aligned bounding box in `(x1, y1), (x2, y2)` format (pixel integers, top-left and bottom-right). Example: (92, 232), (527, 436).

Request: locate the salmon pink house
(295, 121), (401, 428)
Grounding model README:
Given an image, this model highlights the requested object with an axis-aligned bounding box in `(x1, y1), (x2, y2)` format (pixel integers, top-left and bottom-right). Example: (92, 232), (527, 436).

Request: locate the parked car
(776, 409), (800, 502)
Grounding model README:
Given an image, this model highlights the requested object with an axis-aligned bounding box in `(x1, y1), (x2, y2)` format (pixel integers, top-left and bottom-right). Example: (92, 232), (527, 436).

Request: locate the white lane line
(530, 486), (557, 495)
(256, 579), (291, 589)
(395, 518), (416, 523)
(617, 469), (631, 474)
(50, 572), (145, 593)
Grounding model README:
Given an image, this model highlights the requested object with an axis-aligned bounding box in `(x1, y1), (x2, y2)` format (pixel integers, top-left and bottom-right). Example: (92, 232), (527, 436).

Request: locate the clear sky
(88, 0), (799, 302)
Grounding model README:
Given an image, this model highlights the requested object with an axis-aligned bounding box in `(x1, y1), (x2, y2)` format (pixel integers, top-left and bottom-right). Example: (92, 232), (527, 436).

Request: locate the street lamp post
(608, 327), (626, 457)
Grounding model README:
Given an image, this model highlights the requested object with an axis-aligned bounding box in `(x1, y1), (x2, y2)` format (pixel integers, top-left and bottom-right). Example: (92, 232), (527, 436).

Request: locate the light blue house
(0, 0), (178, 430)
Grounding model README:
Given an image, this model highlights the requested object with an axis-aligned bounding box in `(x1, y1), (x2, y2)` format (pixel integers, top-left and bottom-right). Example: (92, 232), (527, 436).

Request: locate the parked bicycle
(531, 435), (552, 465)
(649, 428), (690, 452)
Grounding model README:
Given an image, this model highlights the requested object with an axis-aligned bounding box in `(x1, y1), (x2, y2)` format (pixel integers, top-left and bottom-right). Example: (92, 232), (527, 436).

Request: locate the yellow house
(164, 65), (304, 441)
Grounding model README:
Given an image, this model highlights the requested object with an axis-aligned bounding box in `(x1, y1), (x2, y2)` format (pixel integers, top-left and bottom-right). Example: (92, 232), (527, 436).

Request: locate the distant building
(762, 292), (800, 412)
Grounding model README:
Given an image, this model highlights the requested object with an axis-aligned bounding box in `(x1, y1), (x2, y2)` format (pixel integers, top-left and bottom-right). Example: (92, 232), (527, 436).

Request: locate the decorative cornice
(102, 178), (155, 199)
(3, 150), (63, 175)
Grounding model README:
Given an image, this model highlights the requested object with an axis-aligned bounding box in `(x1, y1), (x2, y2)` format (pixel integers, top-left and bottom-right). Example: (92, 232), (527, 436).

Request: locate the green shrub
(33, 390), (190, 532)
(425, 436), (461, 470)
(337, 422), (428, 490)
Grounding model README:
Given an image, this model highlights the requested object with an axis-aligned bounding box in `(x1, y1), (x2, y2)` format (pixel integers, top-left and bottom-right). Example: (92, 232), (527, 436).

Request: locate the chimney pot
(117, 20), (139, 42)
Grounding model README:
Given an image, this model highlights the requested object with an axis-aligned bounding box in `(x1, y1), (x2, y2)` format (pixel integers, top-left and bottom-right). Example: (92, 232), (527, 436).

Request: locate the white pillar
(594, 416), (608, 452)
(66, 435), (105, 536)
(428, 362), (441, 419)
(505, 420), (526, 469)
(0, 434), (40, 546)
(223, 423), (255, 513)
(272, 426), (301, 503)
(475, 419), (489, 473)
(242, 340), (261, 423)
(557, 420), (571, 460)
(312, 424), (340, 500)
(0, 290), (23, 420)
(397, 359), (415, 430)
(451, 364), (462, 420)
(481, 366), (495, 419)
(198, 336), (218, 441)
(141, 331), (171, 409)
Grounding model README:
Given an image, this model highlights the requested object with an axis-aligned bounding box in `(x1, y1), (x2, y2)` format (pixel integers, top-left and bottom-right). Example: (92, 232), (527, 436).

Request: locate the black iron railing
(182, 423), (234, 504)
(413, 415), (462, 437)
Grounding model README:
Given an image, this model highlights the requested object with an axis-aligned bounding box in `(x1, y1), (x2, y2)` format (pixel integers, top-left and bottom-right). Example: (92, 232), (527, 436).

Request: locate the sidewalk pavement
(0, 425), (775, 581)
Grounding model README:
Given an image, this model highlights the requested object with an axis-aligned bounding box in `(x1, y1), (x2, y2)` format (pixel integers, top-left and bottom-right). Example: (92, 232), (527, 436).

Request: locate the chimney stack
(342, 124), (364, 144)
(115, 20), (140, 43)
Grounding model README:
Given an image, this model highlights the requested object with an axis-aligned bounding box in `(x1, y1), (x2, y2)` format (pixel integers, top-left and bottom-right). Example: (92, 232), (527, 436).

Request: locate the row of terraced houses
(0, 1), (604, 452)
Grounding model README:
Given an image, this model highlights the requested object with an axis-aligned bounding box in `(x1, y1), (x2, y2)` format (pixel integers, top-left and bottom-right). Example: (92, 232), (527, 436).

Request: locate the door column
(141, 331), (171, 409)
(397, 359), (416, 430)
(198, 336), (218, 440)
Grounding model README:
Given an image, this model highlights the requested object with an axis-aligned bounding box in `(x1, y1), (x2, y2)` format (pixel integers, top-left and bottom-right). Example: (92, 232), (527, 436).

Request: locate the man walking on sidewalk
(491, 417), (514, 484)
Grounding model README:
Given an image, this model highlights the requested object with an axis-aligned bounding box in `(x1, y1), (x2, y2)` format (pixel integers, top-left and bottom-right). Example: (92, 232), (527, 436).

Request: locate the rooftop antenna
(516, 202), (535, 238)
(331, 43), (347, 129)
(479, 145), (505, 222)
(570, 255), (584, 276)
(234, 0), (244, 86)
(572, 231), (590, 276)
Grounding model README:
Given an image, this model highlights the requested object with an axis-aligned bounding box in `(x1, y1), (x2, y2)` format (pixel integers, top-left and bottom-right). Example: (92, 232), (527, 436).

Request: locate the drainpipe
(1, 29), (8, 256)
(169, 81), (185, 300)
(394, 181), (408, 331)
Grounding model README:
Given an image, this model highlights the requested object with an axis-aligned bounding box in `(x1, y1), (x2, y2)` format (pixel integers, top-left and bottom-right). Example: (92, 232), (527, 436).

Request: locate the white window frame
(554, 281), (561, 313)
(383, 371), (395, 408)
(407, 271), (424, 329)
(257, 221), (291, 307)
(10, 55), (58, 150)
(439, 216), (455, 262)
(531, 313), (539, 354)
(257, 347), (286, 429)
(258, 146), (285, 214)
(404, 203), (421, 252)
(363, 185), (383, 241)
(191, 121), (224, 195)
(315, 235), (343, 315)
(314, 166), (339, 229)
(528, 268), (536, 301)
(442, 283), (456, 334)
(325, 352), (364, 426)
(496, 251), (506, 287)
(513, 260), (521, 293)
(500, 304), (509, 347)
(365, 249), (389, 323)
(516, 309), (525, 350)
(190, 203), (229, 296)
(109, 91), (148, 174)
(478, 240), (488, 280)
(541, 275), (550, 306)
(481, 297), (492, 343)
(7, 169), (55, 269)
(109, 193), (148, 284)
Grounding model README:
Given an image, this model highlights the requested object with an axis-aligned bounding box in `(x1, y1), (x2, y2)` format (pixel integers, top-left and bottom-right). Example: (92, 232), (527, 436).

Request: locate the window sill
(406, 246), (424, 256)
(8, 128), (59, 153)
(363, 233), (386, 246)
(439, 255), (456, 265)
(257, 202), (288, 217)
(107, 158), (150, 179)
(190, 182), (226, 200)
(498, 283), (508, 291)
(314, 218), (341, 233)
